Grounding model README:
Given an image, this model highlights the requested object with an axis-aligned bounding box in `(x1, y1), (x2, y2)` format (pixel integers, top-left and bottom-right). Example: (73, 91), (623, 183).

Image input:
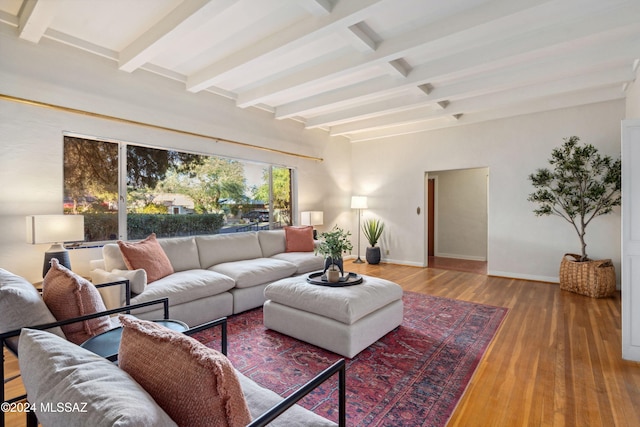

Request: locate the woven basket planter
(559, 253), (616, 298)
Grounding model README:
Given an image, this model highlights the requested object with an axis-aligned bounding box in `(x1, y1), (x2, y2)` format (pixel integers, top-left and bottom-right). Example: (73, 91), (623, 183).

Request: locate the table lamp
(301, 211), (323, 239)
(350, 196), (368, 263)
(26, 215), (85, 277)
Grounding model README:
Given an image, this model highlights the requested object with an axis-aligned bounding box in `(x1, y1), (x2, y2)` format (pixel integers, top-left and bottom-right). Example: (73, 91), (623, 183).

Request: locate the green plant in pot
(527, 136), (621, 297)
(363, 219), (385, 264)
(315, 225), (353, 282)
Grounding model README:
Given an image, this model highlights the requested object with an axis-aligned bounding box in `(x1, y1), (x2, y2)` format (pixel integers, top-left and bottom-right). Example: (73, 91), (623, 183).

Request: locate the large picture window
(64, 135), (293, 243)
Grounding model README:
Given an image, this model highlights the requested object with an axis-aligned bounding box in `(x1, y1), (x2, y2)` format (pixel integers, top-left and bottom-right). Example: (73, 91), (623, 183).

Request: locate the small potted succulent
(362, 219), (385, 264)
(315, 225), (353, 282)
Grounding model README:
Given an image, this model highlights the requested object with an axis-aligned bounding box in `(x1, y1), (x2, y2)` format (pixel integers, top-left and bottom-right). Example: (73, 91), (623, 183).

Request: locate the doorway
(425, 168), (488, 274)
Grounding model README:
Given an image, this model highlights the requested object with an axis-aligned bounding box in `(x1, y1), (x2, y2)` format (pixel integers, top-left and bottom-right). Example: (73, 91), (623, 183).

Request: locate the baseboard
(382, 258), (425, 267)
(434, 253), (487, 262)
(488, 270), (558, 284)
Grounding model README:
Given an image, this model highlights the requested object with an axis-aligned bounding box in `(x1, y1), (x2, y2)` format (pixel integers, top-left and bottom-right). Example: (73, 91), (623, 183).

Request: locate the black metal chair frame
(1, 279), (166, 427)
(184, 317), (346, 427)
(1, 279), (347, 427)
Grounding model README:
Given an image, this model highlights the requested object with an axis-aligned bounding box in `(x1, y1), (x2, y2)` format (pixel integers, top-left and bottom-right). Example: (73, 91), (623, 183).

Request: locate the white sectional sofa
(90, 230), (324, 326)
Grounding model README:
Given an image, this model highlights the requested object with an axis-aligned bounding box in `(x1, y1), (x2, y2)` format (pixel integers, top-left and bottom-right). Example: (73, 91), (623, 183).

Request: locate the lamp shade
(351, 196), (368, 209)
(301, 211), (324, 226)
(26, 215), (85, 244)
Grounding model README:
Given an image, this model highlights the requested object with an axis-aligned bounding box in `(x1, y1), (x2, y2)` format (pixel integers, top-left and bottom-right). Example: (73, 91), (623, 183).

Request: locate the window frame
(63, 133), (296, 245)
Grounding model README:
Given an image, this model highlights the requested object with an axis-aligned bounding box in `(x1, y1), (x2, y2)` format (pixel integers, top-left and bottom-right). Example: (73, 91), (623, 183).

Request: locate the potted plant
(315, 225), (353, 282)
(363, 219), (385, 264)
(527, 136), (621, 297)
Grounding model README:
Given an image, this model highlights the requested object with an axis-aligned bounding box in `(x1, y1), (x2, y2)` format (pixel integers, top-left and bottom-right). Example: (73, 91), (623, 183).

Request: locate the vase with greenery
(528, 136), (620, 296)
(362, 219), (385, 264)
(316, 225), (353, 280)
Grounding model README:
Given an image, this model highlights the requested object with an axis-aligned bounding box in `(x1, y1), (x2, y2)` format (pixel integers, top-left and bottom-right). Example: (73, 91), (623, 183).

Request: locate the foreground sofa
(90, 229), (324, 326)
(16, 322), (345, 427)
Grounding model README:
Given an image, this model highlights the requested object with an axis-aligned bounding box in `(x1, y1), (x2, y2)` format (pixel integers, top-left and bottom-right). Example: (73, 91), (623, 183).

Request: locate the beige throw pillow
(42, 259), (112, 345)
(118, 316), (252, 427)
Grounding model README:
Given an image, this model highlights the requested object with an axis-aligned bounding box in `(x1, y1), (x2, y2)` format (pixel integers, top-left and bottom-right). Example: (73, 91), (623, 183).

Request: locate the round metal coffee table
(80, 319), (188, 361)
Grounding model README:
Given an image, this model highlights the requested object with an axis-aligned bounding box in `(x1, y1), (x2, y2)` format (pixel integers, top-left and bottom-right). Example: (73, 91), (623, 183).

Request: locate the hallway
(427, 256), (487, 275)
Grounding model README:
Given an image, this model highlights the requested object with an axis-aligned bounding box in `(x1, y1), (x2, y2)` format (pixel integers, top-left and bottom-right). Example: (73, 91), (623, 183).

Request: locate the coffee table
(263, 273), (403, 358)
(80, 319), (188, 361)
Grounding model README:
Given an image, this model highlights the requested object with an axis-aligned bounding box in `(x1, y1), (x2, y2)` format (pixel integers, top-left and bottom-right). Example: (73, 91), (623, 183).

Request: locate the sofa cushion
(257, 230), (286, 258)
(0, 268), (65, 352)
(130, 269), (235, 307)
(237, 371), (336, 427)
(272, 252), (324, 275)
(158, 236), (201, 271)
(118, 316), (252, 427)
(42, 259), (112, 345)
(211, 258), (297, 289)
(284, 226), (314, 252)
(118, 233), (174, 283)
(196, 232), (263, 269)
(18, 328), (177, 427)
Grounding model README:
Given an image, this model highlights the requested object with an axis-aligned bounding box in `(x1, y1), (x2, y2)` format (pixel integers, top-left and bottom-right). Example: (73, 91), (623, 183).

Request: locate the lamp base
(353, 257), (364, 264)
(43, 245), (71, 278)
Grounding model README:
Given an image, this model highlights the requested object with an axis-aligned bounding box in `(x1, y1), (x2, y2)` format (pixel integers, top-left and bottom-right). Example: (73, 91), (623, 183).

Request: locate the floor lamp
(351, 196), (368, 264)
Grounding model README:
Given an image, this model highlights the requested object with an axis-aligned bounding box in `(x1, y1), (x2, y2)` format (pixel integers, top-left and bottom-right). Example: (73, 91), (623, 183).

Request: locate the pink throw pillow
(117, 233), (174, 283)
(284, 226), (314, 252)
(118, 316), (252, 427)
(42, 258), (112, 344)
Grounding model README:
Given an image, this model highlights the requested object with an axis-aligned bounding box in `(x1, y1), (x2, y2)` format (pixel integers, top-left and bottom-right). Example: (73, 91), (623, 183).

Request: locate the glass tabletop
(80, 319), (188, 359)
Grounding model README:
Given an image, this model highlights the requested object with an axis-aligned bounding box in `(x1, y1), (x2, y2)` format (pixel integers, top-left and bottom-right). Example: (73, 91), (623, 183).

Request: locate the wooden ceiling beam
(186, 0), (386, 93)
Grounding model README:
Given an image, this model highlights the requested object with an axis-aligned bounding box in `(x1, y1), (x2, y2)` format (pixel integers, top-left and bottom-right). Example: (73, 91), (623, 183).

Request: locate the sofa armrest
(95, 279), (131, 307)
(247, 359), (346, 427)
(91, 269), (147, 309)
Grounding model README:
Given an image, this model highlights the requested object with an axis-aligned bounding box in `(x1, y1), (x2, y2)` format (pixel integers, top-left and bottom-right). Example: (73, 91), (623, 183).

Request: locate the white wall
(626, 66), (640, 119)
(0, 32), (351, 283)
(352, 100), (624, 282)
(429, 168), (488, 261)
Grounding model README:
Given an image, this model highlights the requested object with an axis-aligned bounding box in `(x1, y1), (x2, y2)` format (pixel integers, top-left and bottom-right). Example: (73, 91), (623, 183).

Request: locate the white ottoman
(263, 274), (404, 358)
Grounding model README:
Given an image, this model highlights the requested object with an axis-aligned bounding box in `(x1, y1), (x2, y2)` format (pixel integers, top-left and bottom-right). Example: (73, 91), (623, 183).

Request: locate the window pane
(126, 145), (227, 239)
(63, 136), (118, 242)
(272, 166), (292, 227)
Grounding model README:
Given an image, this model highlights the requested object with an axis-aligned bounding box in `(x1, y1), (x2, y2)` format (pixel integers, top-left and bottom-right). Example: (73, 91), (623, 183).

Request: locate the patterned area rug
(192, 291), (508, 426)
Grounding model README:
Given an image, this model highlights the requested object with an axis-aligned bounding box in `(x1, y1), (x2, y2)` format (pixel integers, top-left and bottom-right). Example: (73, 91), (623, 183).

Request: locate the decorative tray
(306, 271), (363, 287)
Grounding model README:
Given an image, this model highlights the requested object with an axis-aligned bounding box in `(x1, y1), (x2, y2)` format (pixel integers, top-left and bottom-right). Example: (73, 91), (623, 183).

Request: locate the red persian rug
(192, 291), (508, 426)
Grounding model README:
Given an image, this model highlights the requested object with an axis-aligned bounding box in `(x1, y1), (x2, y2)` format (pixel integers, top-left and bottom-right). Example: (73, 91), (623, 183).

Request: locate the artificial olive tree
(528, 136), (621, 262)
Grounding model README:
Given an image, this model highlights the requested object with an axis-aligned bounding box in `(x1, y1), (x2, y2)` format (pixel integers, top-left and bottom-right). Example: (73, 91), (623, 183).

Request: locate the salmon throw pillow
(284, 226), (314, 252)
(42, 259), (112, 344)
(118, 316), (252, 427)
(117, 233), (174, 283)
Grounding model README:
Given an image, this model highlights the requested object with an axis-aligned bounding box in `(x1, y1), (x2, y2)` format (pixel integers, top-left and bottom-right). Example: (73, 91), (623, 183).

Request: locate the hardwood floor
(4, 262), (639, 426)
(427, 256), (487, 275)
(347, 262), (640, 426)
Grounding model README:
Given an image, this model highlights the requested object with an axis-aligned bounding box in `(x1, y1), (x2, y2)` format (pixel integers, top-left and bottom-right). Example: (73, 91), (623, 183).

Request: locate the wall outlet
(386, 249), (390, 255)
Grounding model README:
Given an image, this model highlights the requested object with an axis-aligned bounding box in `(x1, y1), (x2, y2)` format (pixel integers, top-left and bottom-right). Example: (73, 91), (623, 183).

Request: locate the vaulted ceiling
(1, 0), (638, 142)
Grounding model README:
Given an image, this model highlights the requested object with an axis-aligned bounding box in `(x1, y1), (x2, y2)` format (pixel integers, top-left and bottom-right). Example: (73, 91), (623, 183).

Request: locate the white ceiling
(1, 0), (639, 142)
